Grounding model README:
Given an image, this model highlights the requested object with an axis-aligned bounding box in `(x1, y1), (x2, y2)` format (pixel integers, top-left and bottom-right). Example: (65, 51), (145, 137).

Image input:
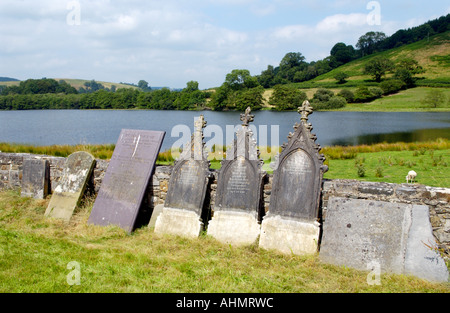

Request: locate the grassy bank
(0, 190), (448, 293)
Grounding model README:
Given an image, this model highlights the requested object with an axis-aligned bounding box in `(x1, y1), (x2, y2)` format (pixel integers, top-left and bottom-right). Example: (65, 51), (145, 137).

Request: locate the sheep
(406, 170), (417, 184)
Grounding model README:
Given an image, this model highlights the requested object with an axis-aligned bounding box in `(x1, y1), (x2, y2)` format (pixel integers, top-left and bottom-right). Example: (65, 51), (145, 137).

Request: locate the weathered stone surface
(320, 197), (449, 282)
(45, 151), (95, 221)
(148, 203), (164, 228)
(207, 211), (261, 245)
(155, 207), (204, 238)
(88, 129), (165, 233)
(259, 215), (320, 255)
(267, 101), (327, 221)
(21, 159), (50, 199)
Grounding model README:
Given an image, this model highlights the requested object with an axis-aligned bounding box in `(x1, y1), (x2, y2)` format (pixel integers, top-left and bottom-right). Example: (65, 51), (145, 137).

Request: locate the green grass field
(0, 190), (448, 293)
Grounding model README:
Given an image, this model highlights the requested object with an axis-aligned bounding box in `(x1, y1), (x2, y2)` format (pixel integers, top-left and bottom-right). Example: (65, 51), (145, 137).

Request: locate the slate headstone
(155, 115), (212, 237)
(21, 158), (50, 199)
(319, 197), (449, 282)
(207, 107), (265, 245)
(259, 101), (328, 255)
(88, 129), (165, 233)
(45, 151), (95, 221)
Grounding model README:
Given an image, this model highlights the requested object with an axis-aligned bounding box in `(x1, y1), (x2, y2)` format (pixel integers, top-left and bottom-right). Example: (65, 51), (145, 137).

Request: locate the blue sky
(0, 0), (448, 89)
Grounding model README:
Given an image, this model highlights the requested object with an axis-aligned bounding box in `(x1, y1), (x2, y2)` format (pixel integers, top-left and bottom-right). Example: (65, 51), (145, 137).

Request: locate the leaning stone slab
(319, 197), (449, 283)
(21, 158), (50, 199)
(45, 151), (95, 221)
(88, 129), (165, 233)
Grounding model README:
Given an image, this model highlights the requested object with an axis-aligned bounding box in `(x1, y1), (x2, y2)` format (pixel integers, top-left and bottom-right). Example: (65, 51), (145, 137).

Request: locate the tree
(330, 42), (356, 65)
(184, 80), (199, 92)
(277, 52), (307, 82)
(356, 31), (386, 56)
(138, 80), (151, 92)
(225, 69), (258, 90)
(394, 58), (425, 87)
(363, 56), (394, 82)
(422, 89), (446, 108)
(257, 65), (276, 88)
(268, 85), (307, 111)
(334, 72), (349, 84)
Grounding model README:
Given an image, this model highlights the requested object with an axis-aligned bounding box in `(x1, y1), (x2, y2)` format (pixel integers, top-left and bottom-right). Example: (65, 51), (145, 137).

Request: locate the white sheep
(406, 170), (417, 183)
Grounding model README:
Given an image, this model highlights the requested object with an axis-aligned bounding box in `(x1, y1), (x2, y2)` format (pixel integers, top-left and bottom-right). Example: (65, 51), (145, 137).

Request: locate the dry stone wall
(1, 152), (448, 258)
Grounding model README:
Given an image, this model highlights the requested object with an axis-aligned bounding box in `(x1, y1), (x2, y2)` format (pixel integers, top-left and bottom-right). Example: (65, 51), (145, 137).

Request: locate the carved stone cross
(194, 114), (207, 132)
(240, 106), (254, 127)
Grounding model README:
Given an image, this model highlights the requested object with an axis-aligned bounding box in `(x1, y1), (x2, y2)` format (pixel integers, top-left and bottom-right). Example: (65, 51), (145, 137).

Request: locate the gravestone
(45, 151), (95, 221)
(21, 158), (50, 199)
(259, 101), (328, 255)
(207, 107), (265, 245)
(320, 197), (449, 283)
(88, 129), (165, 233)
(154, 115), (212, 238)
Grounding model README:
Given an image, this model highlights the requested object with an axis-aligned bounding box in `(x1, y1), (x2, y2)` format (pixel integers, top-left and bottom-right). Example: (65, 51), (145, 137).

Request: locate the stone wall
(1, 152), (448, 257)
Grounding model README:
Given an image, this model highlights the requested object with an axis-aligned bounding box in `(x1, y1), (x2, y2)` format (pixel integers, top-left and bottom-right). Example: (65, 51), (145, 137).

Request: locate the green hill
(306, 31), (450, 87)
(1, 78), (139, 91)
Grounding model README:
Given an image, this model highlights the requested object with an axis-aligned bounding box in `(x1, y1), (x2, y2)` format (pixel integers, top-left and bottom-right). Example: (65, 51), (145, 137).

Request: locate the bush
(353, 86), (383, 103)
(338, 89), (355, 103)
(380, 79), (406, 95)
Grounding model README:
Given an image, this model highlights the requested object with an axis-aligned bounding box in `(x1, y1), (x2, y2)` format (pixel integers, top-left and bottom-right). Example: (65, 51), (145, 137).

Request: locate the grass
(0, 190), (448, 293)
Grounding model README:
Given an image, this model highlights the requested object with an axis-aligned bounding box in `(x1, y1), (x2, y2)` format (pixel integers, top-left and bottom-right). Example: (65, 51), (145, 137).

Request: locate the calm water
(0, 110), (449, 151)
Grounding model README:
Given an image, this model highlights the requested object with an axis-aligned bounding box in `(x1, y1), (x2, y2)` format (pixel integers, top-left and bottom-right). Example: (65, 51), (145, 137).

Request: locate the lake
(0, 110), (449, 152)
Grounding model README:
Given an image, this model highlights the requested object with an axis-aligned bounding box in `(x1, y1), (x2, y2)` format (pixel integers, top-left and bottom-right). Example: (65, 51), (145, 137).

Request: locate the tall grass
(0, 190), (448, 293)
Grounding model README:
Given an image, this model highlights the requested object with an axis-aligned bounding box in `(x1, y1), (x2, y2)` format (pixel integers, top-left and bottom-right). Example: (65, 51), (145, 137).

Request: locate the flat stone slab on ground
(319, 197), (448, 283)
(45, 151), (95, 221)
(88, 129), (165, 233)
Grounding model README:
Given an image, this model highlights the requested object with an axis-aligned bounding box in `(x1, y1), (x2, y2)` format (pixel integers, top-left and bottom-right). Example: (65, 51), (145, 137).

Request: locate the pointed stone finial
(240, 106), (254, 127)
(194, 114), (207, 132)
(298, 100), (313, 124)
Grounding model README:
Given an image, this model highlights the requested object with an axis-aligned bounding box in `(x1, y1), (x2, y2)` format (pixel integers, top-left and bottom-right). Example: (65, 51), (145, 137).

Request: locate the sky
(0, 0), (449, 89)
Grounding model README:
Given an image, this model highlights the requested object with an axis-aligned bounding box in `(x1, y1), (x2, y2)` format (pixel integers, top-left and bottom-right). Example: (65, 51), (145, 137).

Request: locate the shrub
(338, 89), (355, 103)
(353, 86), (383, 103)
(379, 79), (406, 95)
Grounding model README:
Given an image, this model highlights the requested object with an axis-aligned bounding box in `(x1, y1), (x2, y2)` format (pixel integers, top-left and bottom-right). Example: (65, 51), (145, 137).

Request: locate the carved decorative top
(194, 114), (207, 133)
(240, 106), (254, 127)
(298, 100), (313, 124)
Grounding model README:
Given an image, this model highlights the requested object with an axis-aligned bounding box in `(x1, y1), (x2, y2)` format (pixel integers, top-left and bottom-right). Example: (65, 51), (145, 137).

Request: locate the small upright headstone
(207, 107), (266, 246)
(45, 151), (95, 221)
(259, 101), (328, 255)
(88, 129), (165, 233)
(154, 115), (212, 238)
(21, 158), (50, 199)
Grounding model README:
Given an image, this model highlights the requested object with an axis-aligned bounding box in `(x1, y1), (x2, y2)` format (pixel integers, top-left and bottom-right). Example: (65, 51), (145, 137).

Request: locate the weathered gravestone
(21, 158), (50, 199)
(88, 129), (165, 233)
(319, 197), (449, 283)
(259, 100), (328, 255)
(154, 115), (212, 238)
(207, 107), (266, 245)
(45, 151), (95, 221)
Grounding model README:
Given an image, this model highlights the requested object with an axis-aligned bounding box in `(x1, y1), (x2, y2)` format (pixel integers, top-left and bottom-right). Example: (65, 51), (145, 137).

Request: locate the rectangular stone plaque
(319, 197), (449, 282)
(88, 129), (165, 233)
(45, 151), (95, 221)
(21, 159), (50, 199)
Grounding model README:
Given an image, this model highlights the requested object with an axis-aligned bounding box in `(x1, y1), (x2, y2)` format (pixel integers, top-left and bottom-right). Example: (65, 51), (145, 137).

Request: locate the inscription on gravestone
(21, 159), (50, 199)
(45, 151), (95, 221)
(155, 115), (212, 237)
(88, 129), (165, 233)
